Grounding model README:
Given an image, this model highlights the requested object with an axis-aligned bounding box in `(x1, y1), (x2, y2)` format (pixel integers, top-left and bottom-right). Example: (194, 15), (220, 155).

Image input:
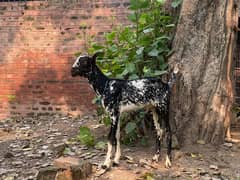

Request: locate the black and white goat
(71, 53), (179, 169)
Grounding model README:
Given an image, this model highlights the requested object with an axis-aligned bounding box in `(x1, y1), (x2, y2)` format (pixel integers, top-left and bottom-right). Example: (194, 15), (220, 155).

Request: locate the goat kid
(71, 53), (178, 169)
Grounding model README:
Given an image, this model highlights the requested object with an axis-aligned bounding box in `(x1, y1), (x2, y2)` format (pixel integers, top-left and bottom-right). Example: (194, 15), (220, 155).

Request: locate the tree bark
(169, 0), (238, 145)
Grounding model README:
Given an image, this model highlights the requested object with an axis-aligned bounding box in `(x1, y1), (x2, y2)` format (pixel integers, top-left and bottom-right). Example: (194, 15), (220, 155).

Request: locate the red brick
(54, 157), (81, 168)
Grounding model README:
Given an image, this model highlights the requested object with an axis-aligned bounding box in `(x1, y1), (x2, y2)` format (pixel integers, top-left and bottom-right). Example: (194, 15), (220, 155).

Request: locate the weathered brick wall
(0, 0), (129, 119)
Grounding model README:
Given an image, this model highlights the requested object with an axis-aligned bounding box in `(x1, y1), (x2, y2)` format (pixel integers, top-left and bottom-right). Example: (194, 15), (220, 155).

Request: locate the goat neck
(87, 64), (109, 96)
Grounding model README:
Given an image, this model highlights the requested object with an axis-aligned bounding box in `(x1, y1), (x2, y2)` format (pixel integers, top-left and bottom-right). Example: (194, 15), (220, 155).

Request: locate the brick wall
(0, 0), (130, 119)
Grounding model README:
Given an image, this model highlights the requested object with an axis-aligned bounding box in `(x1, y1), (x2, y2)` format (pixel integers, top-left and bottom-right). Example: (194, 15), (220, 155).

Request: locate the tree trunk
(169, 0), (238, 145)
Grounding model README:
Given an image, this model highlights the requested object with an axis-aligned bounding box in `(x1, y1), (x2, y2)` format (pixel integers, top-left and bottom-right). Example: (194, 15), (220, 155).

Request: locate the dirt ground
(0, 113), (240, 180)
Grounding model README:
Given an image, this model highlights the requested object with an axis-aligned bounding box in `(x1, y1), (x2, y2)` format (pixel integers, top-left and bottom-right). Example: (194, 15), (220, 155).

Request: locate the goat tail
(168, 64), (179, 89)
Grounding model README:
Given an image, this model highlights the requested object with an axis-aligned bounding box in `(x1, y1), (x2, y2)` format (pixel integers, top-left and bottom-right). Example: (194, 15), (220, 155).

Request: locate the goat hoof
(152, 154), (160, 162)
(165, 163), (172, 169)
(165, 155), (172, 168)
(112, 162), (119, 167)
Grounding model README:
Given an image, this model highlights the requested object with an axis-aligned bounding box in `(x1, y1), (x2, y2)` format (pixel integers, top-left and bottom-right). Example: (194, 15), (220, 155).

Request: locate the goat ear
(92, 51), (103, 64)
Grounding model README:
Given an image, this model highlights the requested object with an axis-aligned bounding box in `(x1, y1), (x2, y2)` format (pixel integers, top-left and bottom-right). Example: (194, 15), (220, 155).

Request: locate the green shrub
(77, 126), (95, 147)
(84, 0), (181, 145)
(88, 0), (175, 79)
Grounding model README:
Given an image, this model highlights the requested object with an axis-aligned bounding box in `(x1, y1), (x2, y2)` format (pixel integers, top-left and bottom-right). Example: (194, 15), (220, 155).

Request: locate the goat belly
(119, 103), (148, 113)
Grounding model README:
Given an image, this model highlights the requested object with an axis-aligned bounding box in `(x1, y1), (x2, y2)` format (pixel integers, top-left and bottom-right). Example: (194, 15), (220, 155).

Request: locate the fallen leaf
(95, 168), (107, 177)
(123, 155), (134, 161)
(209, 165), (218, 171)
(191, 153), (197, 158)
(197, 140), (205, 145)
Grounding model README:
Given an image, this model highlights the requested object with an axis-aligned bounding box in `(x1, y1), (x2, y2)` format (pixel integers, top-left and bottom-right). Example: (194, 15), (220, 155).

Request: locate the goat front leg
(113, 119), (121, 166)
(102, 110), (119, 169)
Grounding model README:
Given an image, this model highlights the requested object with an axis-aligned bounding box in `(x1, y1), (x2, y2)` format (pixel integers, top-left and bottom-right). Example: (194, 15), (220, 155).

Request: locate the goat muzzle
(71, 68), (80, 77)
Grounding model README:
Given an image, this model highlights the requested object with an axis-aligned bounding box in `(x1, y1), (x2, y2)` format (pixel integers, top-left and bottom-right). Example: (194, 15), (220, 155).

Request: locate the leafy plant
(88, 0), (175, 79)
(77, 126), (95, 147)
(82, 0), (177, 145)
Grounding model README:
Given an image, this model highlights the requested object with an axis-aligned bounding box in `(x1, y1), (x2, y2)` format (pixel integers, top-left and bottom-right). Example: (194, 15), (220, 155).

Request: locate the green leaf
(116, 74), (124, 79)
(126, 63), (136, 72)
(77, 127), (95, 147)
(166, 49), (174, 57)
(143, 28), (154, 34)
(159, 15), (172, 21)
(104, 72), (112, 76)
(129, 74), (139, 80)
(109, 44), (118, 52)
(63, 147), (71, 155)
(139, 15), (147, 24)
(154, 70), (167, 76)
(129, 0), (149, 10)
(148, 49), (159, 57)
(128, 13), (137, 22)
(160, 63), (168, 70)
(166, 24), (175, 28)
(136, 47), (144, 55)
(156, 0), (165, 3)
(121, 68), (129, 76)
(102, 116), (111, 126)
(156, 35), (171, 41)
(92, 44), (104, 51)
(95, 141), (106, 150)
(125, 122), (137, 134)
(171, 0), (182, 8)
(143, 66), (151, 74)
(106, 31), (116, 42)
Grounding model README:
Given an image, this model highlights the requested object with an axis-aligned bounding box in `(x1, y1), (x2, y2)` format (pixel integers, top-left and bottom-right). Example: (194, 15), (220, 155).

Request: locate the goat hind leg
(152, 108), (163, 162)
(164, 109), (172, 168)
(102, 112), (119, 169)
